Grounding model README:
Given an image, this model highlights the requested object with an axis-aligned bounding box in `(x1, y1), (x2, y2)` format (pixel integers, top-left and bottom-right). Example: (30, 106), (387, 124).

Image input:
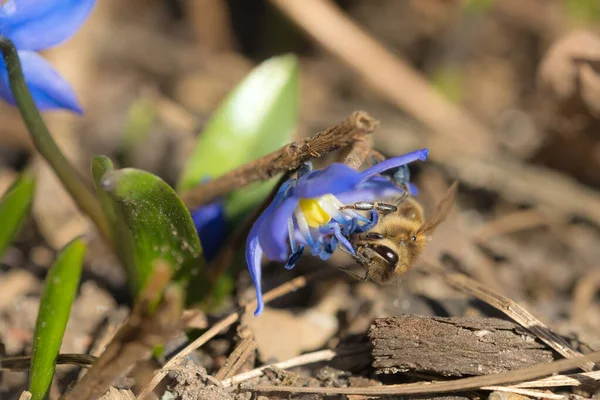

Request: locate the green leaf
(431, 65), (464, 104)
(565, 0), (600, 25)
(177, 54), (299, 219)
(29, 237), (86, 400)
(93, 156), (208, 305)
(0, 170), (35, 257)
(461, 0), (494, 15)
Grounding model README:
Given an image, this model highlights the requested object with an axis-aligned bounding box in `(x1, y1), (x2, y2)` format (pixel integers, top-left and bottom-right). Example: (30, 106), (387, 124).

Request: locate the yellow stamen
(298, 198), (331, 228)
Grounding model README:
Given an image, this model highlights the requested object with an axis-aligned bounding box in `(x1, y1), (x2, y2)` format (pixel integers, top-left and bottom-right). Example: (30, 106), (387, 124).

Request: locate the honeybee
(342, 181), (458, 283)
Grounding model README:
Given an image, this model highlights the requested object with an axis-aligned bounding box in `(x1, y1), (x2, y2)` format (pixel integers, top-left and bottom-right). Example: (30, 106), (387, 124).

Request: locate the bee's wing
(416, 181), (458, 236)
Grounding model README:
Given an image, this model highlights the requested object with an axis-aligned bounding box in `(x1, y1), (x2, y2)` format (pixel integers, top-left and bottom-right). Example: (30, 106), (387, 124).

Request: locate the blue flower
(246, 148), (429, 315)
(0, 0), (95, 112)
(191, 199), (227, 262)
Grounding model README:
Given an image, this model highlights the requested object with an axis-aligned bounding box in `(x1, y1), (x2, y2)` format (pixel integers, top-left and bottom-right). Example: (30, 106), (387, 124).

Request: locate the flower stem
(0, 36), (111, 242)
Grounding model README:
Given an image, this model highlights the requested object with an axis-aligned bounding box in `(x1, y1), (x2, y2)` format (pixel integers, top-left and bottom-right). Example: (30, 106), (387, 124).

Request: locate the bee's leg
(340, 201), (397, 214)
(335, 265), (368, 281)
(336, 245), (372, 281)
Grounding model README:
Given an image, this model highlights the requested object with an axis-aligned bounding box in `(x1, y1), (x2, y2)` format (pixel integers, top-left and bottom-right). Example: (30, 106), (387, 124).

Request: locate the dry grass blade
(181, 111), (379, 208)
(429, 262), (595, 372)
(61, 262), (182, 400)
(245, 349), (600, 395)
(137, 271), (325, 399)
(0, 353), (97, 371)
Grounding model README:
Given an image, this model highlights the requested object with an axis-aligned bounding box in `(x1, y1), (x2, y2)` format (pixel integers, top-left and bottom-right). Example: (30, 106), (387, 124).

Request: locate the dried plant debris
(369, 315), (555, 376)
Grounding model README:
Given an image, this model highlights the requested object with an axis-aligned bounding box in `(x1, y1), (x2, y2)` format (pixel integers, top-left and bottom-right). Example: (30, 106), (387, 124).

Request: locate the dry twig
(180, 111), (379, 208)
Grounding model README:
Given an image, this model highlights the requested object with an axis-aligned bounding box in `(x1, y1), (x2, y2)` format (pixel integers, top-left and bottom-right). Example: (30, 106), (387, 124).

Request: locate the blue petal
(245, 229), (265, 316)
(0, 51), (82, 112)
(335, 178), (403, 205)
(245, 179), (294, 316)
(191, 200), (227, 262)
(0, 0), (96, 51)
(294, 163), (362, 198)
(259, 196), (299, 261)
(358, 149), (429, 181)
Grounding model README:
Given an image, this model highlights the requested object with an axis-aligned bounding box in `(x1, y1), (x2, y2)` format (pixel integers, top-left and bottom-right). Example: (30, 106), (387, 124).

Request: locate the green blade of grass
(92, 156), (208, 306)
(28, 237), (86, 400)
(0, 170), (36, 258)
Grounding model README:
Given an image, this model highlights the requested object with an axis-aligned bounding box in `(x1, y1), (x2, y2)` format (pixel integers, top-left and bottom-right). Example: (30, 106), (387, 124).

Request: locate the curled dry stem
(180, 111), (379, 209)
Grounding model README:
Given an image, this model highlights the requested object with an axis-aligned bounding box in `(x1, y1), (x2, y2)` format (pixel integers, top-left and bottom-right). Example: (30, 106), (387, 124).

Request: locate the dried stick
(245, 349), (600, 395)
(342, 135), (373, 170)
(180, 111), (379, 208)
(270, 0), (497, 156)
(424, 260), (595, 372)
(136, 271), (326, 399)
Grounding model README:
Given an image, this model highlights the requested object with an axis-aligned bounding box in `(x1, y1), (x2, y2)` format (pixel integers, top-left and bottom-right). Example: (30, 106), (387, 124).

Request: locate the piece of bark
(368, 315), (554, 377)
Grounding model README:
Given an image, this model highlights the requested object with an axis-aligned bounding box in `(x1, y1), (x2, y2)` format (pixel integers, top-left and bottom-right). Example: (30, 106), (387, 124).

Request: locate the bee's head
(356, 231), (422, 282)
(356, 241), (399, 284)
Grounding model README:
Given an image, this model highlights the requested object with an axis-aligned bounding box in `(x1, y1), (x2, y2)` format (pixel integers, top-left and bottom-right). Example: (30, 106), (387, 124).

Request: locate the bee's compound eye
(411, 235), (417, 241)
(372, 245), (399, 267)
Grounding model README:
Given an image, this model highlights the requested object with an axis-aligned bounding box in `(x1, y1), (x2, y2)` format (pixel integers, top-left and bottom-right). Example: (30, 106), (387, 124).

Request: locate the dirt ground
(1, 1), (600, 399)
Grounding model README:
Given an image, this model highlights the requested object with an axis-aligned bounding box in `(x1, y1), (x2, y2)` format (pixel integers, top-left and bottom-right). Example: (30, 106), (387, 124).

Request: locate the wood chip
(369, 315), (554, 377)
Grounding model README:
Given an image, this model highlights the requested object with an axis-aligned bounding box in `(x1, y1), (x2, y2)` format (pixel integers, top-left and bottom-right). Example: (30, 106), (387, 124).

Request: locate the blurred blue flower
(246, 148), (429, 315)
(191, 199), (227, 262)
(0, 0), (95, 112)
